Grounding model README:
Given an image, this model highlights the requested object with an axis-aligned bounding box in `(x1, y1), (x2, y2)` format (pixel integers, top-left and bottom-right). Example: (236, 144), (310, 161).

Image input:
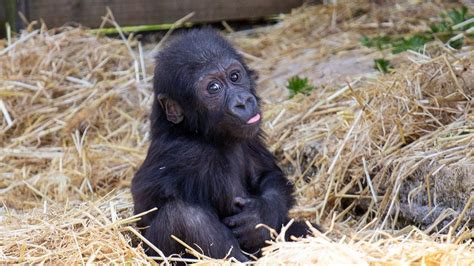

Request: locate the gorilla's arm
(223, 139), (295, 252)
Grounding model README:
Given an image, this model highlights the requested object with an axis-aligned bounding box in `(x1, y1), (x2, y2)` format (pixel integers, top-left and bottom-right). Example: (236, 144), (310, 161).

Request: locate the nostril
(235, 103), (246, 110)
(235, 100), (246, 108)
(245, 96), (252, 103)
(246, 96), (255, 106)
(234, 97), (247, 110)
(231, 94), (255, 114)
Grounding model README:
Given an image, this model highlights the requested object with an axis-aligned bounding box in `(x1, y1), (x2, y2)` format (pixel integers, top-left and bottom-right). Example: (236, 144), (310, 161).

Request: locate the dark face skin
(156, 58), (260, 141)
(195, 58), (260, 139)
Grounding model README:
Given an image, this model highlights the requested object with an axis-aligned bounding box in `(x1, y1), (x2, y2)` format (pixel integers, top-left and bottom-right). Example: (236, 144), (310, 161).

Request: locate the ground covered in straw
(1, 1), (473, 265)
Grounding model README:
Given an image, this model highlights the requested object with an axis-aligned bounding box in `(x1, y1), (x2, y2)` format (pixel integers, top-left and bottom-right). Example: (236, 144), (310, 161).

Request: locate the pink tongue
(247, 113), (261, 124)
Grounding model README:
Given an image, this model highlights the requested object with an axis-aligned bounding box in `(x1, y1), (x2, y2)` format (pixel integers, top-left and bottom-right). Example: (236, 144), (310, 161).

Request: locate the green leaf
(392, 34), (431, 54)
(360, 35), (372, 47)
(430, 21), (450, 33)
(374, 58), (392, 74)
(448, 38), (464, 49)
(447, 6), (467, 25)
(286, 76), (315, 98)
(360, 35), (392, 50)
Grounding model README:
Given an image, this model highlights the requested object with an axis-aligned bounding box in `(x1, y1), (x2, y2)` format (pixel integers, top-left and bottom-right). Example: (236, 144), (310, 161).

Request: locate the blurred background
(1, 0), (324, 37)
(1, 0), (471, 38)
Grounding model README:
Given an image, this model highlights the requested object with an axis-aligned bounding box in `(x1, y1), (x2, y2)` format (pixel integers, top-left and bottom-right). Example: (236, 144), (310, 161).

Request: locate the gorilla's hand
(223, 196), (278, 251)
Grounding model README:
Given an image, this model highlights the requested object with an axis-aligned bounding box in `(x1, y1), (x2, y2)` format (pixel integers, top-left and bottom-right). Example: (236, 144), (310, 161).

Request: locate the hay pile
(1, 2), (473, 265)
(0, 24), (154, 263)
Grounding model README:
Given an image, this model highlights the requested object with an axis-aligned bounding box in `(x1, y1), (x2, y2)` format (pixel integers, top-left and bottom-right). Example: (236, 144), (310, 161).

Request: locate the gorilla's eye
(229, 71), (240, 82)
(207, 81), (222, 94)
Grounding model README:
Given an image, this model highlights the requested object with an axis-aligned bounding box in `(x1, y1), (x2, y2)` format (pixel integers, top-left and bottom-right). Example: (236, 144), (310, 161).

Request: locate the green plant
(286, 76), (315, 98)
(361, 6), (473, 53)
(391, 34), (432, 54)
(447, 6), (472, 28)
(430, 6), (473, 48)
(374, 58), (392, 73)
(360, 35), (392, 50)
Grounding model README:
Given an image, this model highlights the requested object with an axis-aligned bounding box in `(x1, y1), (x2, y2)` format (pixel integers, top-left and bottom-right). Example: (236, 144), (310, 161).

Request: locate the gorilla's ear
(157, 94), (184, 124)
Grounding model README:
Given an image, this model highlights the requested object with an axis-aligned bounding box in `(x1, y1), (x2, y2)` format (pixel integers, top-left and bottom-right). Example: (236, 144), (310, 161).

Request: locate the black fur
(131, 28), (313, 262)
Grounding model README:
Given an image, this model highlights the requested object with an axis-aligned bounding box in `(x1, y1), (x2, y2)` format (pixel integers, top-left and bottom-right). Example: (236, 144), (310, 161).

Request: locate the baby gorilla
(131, 28), (313, 261)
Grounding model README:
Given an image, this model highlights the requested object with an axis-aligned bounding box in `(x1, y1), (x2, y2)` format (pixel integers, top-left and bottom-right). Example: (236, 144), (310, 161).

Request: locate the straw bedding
(1, 2), (473, 265)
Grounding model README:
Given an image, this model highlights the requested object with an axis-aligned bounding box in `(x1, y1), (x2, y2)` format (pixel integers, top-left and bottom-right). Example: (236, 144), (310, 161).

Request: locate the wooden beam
(0, 2), (5, 37)
(25, 0), (306, 28)
(4, 0), (17, 31)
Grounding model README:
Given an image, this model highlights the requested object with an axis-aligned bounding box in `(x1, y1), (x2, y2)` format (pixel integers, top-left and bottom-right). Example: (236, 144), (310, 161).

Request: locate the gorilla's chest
(182, 145), (254, 217)
(208, 152), (252, 217)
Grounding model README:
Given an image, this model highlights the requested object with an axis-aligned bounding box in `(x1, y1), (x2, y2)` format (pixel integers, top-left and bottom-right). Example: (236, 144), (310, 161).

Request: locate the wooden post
(4, 0), (17, 32)
(24, 0), (307, 29)
(0, 3), (5, 37)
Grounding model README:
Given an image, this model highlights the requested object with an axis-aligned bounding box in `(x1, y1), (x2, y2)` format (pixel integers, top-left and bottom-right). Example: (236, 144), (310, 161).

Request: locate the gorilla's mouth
(246, 113), (261, 124)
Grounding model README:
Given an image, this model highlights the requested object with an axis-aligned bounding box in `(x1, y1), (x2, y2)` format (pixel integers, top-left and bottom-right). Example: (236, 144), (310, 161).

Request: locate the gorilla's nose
(230, 92), (257, 120)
